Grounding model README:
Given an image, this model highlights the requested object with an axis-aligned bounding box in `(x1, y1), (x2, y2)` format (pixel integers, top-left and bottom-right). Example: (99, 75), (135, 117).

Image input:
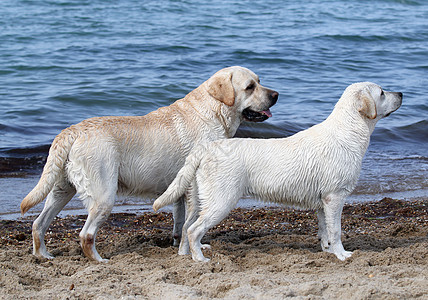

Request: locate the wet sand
(1, 197), (427, 299)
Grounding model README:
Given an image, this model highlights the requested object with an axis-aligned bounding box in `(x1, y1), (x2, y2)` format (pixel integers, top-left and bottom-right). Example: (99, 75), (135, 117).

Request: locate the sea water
(0, 0), (427, 218)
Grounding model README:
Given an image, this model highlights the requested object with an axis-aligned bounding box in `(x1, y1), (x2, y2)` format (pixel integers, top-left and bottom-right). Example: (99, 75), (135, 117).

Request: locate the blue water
(0, 0), (427, 216)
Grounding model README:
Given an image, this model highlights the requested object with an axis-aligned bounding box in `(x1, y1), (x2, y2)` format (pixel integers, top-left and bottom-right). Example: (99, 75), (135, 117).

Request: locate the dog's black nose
(398, 92), (403, 99)
(270, 91), (279, 106)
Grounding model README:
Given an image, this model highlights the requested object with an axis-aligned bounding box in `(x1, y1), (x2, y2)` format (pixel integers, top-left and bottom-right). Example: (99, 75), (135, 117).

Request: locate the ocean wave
(238, 119), (428, 147)
(0, 145), (49, 177)
(391, 155), (428, 161)
(1, 0), (427, 201)
(376, 0), (422, 5)
(371, 120), (428, 145)
(4, 118), (425, 160)
(4, 118), (424, 154)
(236, 122), (301, 139)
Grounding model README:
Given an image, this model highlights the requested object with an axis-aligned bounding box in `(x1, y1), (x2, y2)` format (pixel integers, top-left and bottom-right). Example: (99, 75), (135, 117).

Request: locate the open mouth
(242, 108), (272, 122)
(384, 104), (402, 118)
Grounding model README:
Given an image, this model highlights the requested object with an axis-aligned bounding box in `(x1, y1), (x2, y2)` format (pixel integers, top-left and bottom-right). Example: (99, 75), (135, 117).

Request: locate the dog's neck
(325, 105), (377, 156)
(184, 87), (240, 138)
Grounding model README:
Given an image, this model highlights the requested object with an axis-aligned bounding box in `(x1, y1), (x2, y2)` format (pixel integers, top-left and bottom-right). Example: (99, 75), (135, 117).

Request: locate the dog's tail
(153, 144), (206, 212)
(20, 128), (77, 215)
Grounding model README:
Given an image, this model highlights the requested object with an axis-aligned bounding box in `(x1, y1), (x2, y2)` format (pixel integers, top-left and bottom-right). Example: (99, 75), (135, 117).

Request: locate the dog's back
(246, 132), (362, 208)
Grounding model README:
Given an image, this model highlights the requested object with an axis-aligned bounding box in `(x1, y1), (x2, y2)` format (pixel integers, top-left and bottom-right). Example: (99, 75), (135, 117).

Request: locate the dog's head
(339, 82), (402, 121)
(205, 66), (278, 122)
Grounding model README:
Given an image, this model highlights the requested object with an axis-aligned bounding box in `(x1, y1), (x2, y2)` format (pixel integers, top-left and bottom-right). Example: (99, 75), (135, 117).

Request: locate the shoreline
(1, 197), (427, 299)
(1, 176), (427, 220)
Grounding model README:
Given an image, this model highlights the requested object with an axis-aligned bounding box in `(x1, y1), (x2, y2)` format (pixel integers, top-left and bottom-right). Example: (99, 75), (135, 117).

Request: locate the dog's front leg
(322, 194), (352, 261)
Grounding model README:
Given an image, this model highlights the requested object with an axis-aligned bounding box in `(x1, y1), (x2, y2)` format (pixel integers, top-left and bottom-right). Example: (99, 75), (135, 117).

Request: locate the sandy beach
(1, 0), (428, 298)
(0, 197), (426, 299)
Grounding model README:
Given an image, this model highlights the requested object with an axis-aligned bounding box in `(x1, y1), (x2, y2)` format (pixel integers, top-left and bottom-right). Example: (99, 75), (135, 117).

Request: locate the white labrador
(21, 66), (278, 262)
(153, 82), (402, 262)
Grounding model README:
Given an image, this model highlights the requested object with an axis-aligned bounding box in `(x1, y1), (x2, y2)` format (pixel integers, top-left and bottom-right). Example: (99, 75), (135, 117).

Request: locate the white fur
(153, 82), (402, 262)
(20, 66), (278, 262)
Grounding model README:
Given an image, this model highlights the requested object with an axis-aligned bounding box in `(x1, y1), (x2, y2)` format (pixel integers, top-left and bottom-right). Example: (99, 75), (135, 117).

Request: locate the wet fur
(153, 82), (402, 262)
(21, 66), (278, 262)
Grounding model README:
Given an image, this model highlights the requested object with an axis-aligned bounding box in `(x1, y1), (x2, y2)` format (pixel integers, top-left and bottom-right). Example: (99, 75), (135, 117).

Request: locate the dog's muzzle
(243, 90), (278, 122)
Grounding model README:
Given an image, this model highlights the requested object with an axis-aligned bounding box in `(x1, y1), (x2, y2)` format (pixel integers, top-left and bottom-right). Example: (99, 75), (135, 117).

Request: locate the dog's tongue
(261, 109), (272, 118)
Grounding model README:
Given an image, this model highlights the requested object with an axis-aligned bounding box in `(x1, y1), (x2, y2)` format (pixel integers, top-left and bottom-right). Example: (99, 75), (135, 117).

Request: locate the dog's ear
(206, 72), (235, 106)
(359, 88), (377, 119)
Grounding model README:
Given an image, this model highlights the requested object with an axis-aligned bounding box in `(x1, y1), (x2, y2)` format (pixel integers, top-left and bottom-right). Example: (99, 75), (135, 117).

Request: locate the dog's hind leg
(79, 192), (115, 262)
(172, 196), (186, 246)
(317, 207), (330, 251)
(178, 182), (199, 255)
(178, 207), (198, 256)
(78, 170), (117, 262)
(32, 181), (76, 259)
(187, 180), (243, 262)
(187, 216), (215, 262)
(66, 139), (119, 262)
(73, 151), (118, 262)
(187, 204), (236, 262)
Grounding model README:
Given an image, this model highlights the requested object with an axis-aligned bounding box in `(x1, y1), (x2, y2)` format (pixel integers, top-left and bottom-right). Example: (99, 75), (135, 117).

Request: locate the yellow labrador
(153, 82), (402, 262)
(21, 66), (278, 262)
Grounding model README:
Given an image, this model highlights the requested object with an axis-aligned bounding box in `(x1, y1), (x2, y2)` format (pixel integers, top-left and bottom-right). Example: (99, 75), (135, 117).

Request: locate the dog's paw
(193, 256), (210, 263)
(44, 253), (55, 260)
(335, 250), (353, 261)
(34, 250), (54, 260)
(191, 250), (210, 263)
(200, 244), (211, 250)
(320, 242), (330, 253)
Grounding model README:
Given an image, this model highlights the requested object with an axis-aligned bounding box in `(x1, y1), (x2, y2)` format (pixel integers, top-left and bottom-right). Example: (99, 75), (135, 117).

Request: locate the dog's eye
(246, 83), (255, 91)
(380, 90), (385, 97)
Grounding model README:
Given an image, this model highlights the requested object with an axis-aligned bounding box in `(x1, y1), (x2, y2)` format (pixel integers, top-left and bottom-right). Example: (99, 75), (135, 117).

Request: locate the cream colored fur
(153, 82), (402, 262)
(20, 66), (278, 262)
